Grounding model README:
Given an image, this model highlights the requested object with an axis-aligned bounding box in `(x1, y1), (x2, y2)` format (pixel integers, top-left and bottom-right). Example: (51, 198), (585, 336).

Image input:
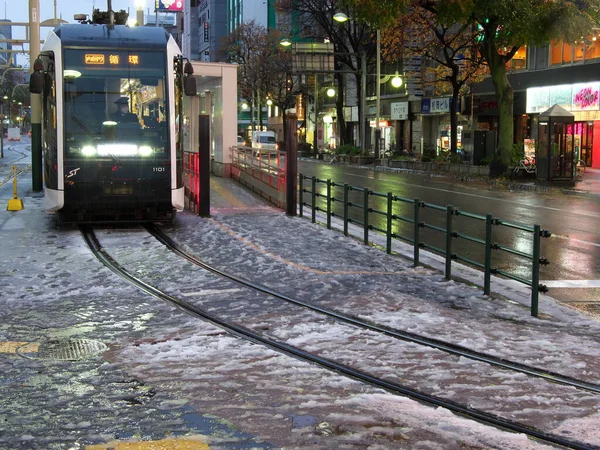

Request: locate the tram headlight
(81, 145), (97, 157)
(138, 145), (153, 156)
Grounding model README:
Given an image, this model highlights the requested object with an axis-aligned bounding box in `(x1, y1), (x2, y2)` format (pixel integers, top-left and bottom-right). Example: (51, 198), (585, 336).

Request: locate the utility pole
(29, 0), (42, 192)
(374, 29), (381, 160)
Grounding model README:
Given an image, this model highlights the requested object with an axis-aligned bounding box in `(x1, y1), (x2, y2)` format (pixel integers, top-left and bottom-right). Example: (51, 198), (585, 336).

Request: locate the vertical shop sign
(204, 22), (210, 42)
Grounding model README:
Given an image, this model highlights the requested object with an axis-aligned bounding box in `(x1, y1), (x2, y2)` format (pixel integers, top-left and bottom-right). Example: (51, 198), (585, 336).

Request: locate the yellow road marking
(86, 435), (209, 449)
(208, 218), (402, 275)
(0, 341), (39, 353)
(210, 178), (247, 208)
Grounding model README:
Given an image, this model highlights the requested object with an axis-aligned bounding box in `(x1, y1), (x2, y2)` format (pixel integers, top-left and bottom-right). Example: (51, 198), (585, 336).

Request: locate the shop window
(585, 37), (600, 61)
(509, 46), (527, 70)
(550, 41), (562, 66)
(574, 39), (585, 63)
(562, 41), (573, 64)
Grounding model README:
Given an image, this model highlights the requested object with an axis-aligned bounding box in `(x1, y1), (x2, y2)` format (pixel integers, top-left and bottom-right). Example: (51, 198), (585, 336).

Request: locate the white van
(251, 131), (278, 156)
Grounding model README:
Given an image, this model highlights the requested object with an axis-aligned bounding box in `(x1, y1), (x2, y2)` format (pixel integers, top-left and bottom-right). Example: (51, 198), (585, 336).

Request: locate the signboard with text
(391, 102), (409, 120)
(420, 97), (459, 114)
(526, 82), (600, 113)
(155, 0), (183, 12)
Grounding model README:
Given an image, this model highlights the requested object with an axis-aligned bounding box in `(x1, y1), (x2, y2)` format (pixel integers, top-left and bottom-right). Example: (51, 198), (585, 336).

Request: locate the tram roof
(53, 24), (171, 49)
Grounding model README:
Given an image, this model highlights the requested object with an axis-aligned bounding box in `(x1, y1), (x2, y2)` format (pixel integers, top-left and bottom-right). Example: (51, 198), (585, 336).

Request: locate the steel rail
(146, 224), (600, 396)
(83, 226), (598, 450)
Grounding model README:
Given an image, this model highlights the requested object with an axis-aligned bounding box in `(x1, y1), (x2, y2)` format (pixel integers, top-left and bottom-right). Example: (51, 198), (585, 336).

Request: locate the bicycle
(511, 156), (536, 179)
(576, 159), (586, 177)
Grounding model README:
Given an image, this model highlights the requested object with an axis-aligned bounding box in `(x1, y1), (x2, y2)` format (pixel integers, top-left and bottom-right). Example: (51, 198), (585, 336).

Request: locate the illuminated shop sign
(526, 82), (600, 113)
(421, 97), (460, 114)
(573, 83), (600, 110)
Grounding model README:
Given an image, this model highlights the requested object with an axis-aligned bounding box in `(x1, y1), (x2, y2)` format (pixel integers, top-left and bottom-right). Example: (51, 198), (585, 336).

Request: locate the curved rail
(146, 224), (600, 396)
(83, 225), (597, 450)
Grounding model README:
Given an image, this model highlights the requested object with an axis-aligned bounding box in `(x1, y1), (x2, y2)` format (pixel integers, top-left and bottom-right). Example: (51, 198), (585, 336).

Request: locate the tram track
(82, 224), (600, 450)
(146, 223), (600, 396)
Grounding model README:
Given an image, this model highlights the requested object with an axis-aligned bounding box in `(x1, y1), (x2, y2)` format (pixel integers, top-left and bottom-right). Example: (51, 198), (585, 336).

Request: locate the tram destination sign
(84, 53), (141, 66)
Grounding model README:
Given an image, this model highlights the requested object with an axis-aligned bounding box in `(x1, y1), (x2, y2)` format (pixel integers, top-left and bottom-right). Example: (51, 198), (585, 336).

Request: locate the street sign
(291, 43), (334, 73)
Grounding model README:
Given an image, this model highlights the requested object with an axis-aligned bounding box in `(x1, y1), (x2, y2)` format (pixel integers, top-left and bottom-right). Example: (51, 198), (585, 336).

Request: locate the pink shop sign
(572, 83), (600, 111)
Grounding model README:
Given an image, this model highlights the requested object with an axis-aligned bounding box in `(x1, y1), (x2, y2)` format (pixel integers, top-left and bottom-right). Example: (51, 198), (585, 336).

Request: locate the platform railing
(230, 146), (286, 207)
(299, 174), (551, 317)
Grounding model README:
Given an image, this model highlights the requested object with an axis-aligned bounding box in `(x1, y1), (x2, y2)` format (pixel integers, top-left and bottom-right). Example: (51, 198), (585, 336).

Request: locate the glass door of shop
(573, 122), (593, 166)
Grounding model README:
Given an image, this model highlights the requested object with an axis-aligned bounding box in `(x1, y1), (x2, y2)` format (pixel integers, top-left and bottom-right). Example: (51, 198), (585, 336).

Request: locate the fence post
(311, 176), (316, 223)
(363, 188), (369, 244)
(445, 205), (453, 280)
(413, 198), (420, 267)
(299, 175), (304, 217)
(484, 214), (493, 295)
(285, 113), (298, 216)
(198, 115), (211, 217)
(326, 179), (332, 229)
(343, 184), (349, 236)
(386, 192), (393, 254)
(531, 224), (541, 317)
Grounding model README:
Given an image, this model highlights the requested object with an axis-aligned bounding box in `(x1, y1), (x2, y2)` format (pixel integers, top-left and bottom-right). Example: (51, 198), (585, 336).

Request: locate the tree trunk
(282, 112), (287, 148)
(489, 61), (514, 176)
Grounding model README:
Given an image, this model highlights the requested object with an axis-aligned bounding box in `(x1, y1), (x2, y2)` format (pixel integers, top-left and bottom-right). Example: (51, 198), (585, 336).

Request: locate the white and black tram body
(31, 24), (196, 223)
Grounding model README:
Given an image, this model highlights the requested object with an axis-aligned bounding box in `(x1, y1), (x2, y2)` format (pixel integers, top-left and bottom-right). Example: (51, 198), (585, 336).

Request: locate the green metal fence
(299, 174), (551, 317)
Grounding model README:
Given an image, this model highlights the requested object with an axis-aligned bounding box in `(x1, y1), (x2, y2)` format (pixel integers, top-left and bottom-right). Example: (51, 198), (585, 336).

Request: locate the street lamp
(334, 12), (403, 158)
(333, 12), (367, 153)
(391, 72), (403, 88)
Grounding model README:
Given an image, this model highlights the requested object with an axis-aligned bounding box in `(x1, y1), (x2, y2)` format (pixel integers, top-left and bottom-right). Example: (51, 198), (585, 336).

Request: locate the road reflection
(298, 161), (600, 303)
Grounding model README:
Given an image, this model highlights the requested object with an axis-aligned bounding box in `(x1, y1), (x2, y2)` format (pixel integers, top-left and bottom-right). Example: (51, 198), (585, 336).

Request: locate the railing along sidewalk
(230, 146), (286, 207)
(299, 174), (551, 317)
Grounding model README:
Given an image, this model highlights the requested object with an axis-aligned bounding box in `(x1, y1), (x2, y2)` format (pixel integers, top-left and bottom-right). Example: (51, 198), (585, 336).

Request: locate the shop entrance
(571, 122), (594, 167)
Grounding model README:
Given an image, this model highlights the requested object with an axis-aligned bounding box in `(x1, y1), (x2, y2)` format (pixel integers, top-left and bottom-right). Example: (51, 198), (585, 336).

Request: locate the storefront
(527, 82), (600, 168)
(420, 97), (463, 154)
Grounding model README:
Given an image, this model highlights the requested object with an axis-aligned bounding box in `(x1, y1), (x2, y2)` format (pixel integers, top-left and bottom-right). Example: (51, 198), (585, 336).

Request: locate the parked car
(237, 135), (246, 147)
(251, 131), (278, 156)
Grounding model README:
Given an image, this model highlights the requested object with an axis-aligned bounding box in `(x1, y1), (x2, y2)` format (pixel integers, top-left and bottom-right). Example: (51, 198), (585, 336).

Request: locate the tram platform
(1, 140), (600, 449)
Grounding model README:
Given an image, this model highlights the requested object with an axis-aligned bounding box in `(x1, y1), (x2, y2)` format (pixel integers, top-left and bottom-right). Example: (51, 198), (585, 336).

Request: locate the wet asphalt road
(298, 161), (600, 304)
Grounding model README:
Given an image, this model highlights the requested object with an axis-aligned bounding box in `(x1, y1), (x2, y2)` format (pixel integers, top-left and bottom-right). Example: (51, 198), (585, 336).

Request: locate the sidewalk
(1, 148), (600, 449)
(311, 155), (600, 197)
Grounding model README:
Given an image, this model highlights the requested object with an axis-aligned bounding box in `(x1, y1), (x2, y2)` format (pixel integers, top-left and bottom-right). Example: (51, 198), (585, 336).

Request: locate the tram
(30, 23), (196, 223)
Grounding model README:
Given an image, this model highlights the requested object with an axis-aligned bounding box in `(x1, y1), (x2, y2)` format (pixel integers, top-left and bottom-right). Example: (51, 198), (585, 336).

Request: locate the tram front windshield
(63, 49), (168, 158)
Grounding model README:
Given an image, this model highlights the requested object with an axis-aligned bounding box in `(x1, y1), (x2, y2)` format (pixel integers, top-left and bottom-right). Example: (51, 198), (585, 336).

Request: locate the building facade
(472, 36), (600, 169)
(0, 20), (12, 67)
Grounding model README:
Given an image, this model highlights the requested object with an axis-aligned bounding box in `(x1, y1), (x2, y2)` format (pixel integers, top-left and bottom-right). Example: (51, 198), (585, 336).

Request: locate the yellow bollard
(7, 166), (24, 211)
